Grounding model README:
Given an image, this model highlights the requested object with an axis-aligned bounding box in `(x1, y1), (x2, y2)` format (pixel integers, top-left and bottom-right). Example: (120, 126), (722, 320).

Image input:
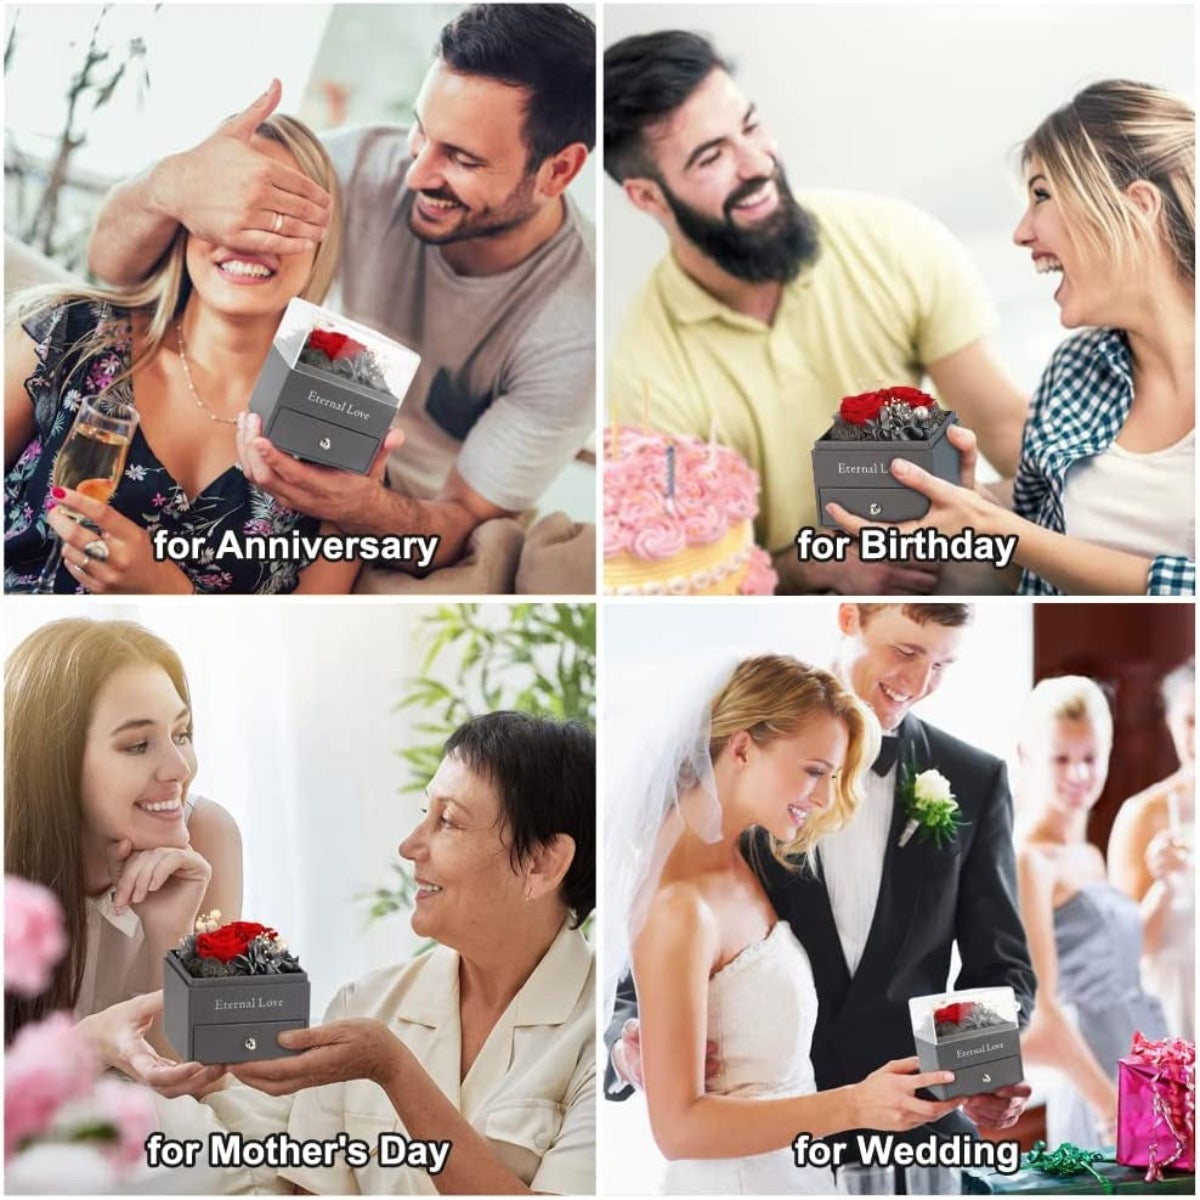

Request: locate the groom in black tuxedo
(605, 602), (1036, 1169)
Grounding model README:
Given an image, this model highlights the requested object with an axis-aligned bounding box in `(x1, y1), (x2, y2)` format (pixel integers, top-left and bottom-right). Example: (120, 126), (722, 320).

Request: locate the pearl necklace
(176, 321), (242, 426)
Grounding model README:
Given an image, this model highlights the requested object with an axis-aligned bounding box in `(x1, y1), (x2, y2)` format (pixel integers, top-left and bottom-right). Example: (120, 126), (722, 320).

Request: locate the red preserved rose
(838, 385), (938, 426)
(934, 1001), (974, 1027)
(838, 391), (887, 425)
(195, 920), (276, 963)
(305, 329), (367, 361)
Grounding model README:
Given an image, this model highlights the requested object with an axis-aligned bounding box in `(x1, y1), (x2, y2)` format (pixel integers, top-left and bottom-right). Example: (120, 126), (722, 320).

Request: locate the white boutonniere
(898, 748), (965, 849)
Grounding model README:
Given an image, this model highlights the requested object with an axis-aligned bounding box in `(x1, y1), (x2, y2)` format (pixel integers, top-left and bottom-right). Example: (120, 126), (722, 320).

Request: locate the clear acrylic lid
(273, 297), (420, 409)
(908, 986), (1019, 1043)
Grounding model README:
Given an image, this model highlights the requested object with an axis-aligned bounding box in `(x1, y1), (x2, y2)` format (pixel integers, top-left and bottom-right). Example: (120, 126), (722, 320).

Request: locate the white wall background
(602, 4), (1195, 394)
(600, 597), (1035, 1193)
(5, 2), (595, 221)
(605, 597), (1033, 762)
(4, 6), (332, 178)
(4, 598), (523, 1018)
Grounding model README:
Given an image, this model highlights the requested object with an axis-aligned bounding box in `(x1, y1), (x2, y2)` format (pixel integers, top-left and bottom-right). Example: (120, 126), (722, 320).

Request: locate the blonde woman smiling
(4, 107), (369, 594)
(832, 81), (1194, 595)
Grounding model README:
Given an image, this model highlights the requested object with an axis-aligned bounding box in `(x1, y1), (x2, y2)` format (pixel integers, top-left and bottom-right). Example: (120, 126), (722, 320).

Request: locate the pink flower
(5, 877), (67, 997)
(5, 1014), (97, 1160)
(89, 1078), (157, 1169)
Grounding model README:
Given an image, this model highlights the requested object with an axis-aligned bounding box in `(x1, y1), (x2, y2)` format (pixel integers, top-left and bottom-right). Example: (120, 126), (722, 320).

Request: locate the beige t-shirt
(323, 127), (596, 511)
(73, 796), (197, 1020)
(608, 190), (996, 551)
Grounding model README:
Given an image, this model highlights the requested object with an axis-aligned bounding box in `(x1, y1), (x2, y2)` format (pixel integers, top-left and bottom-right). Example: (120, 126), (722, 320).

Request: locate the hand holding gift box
(910, 987), (1025, 1100)
(164, 912), (309, 1065)
(1117, 1032), (1195, 1182)
(812, 386), (962, 527)
(249, 298), (419, 474)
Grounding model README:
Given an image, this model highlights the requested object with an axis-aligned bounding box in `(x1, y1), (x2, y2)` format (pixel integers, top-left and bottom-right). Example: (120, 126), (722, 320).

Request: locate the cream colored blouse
(281, 920), (596, 1196)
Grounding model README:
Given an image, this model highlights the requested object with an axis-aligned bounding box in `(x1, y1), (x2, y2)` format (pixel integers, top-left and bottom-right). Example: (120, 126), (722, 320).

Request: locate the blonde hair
(708, 655), (880, 862)
(1161, 658), (1194, 715)
(5, 619), (192, 1038)
(8, 114), (343, 398)
(1020, 674), (1114, 753)
(1023, 79), (1195, 283)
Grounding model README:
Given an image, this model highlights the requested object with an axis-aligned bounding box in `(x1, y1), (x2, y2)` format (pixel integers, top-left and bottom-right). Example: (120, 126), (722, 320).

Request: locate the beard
(407, 173), (540, 246)
(658, 164), (820, 284)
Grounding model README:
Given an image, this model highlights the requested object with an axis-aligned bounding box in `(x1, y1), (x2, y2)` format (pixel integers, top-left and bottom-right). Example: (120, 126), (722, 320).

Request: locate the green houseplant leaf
(360, 604), (595, 935)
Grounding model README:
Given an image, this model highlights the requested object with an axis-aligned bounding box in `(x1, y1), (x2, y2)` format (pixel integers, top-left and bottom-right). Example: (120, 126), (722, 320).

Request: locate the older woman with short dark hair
(229, 710), (596, 1195)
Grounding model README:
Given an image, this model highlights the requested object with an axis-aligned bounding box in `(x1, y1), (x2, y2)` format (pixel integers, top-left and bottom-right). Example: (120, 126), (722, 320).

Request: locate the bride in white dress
(605, 655), (962, 1194)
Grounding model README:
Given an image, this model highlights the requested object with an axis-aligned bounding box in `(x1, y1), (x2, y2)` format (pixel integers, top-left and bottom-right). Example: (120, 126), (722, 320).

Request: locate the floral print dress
(5, 300), (320, 593)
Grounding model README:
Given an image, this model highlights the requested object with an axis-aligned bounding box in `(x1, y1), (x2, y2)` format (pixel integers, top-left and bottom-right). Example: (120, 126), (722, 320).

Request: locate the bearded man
(604, 31), (1027, 594)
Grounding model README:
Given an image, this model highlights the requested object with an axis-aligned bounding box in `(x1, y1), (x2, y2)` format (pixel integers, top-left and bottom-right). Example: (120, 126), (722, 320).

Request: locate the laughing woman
(3, 109), (360, 594)
(830, 81), (1194, 595)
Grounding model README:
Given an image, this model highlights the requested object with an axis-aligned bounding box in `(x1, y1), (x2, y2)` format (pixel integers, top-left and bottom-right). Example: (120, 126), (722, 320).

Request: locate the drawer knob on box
(869, 501), (882, 516)
(982, 1073), (992, 1084)
(244, 1037), (257, 1052)
(319, 436), (332, 450)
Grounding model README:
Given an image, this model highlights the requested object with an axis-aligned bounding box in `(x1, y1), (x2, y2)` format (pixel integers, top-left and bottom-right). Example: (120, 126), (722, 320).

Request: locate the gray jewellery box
(248, 298), (420, 475)
(163, 951), (310, 1065)
(914, 1024), (1024, 1100)
(811, 412), (961, 528)
(909, 989), (1024, 1100)
(248, 347), (400, 473)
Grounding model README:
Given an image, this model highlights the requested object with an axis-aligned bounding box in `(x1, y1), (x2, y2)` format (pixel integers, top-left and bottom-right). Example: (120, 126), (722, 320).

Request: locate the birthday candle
(665, 443), (677, 513)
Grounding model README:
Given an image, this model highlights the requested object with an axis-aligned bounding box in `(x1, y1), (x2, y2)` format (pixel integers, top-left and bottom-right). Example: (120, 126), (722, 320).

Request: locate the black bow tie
(872, 735), (902, 777)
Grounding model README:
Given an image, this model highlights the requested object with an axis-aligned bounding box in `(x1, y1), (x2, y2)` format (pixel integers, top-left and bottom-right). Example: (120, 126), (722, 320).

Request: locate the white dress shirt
(817, 762), (896, 976)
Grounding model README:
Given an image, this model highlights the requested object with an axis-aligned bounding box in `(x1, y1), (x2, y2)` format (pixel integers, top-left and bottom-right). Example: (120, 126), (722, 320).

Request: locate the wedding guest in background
(603, 31), (1028, 595)
(1109, 658), (1195, 1040)
(86, 5), (596, 577)
(5, 618), (240, 1097)
(833, 81), (1195, 595)
(1015, 676), (1167, 1149)
(4, 116), (361, 594)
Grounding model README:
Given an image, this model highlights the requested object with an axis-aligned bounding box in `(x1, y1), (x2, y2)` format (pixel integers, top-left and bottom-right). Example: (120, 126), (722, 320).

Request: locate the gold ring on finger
(83, 538), (110, 563)
(271, 211), (284, 235)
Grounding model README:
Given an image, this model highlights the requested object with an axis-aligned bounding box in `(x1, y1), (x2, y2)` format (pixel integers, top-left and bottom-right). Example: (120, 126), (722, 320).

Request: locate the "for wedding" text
(792, 1131), (1020, 1173)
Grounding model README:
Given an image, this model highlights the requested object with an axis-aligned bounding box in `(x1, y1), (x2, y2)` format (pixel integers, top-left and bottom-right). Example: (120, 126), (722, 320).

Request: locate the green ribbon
(1026, 1140), (1115, 1194)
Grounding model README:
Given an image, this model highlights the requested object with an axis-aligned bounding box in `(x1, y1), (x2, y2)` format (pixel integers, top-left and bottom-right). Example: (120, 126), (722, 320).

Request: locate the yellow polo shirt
(608, 190), (996, 552)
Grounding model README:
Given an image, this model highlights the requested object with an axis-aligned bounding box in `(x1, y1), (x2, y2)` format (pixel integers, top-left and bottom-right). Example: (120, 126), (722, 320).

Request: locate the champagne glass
(34, 394), (139, 594)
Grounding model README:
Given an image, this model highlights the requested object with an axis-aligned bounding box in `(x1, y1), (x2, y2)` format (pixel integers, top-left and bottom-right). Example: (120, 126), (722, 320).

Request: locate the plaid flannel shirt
(1013, 327), (1195, 595)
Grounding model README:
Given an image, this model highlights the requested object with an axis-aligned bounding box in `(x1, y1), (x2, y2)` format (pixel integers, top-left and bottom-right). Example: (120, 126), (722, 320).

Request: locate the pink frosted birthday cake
(604, 428), (777, 596)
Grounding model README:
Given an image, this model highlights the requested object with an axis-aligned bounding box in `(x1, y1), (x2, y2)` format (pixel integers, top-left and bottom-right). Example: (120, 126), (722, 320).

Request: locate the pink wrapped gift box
(1116, 1031), (1195, 1182)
